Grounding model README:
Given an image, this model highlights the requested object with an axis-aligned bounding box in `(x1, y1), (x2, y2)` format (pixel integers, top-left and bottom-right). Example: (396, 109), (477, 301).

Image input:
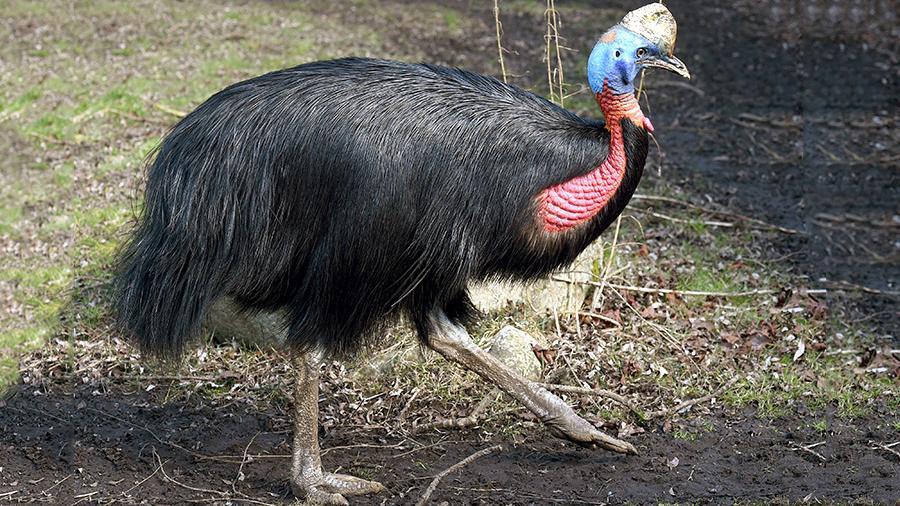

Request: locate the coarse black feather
(114, 57), (649, 359)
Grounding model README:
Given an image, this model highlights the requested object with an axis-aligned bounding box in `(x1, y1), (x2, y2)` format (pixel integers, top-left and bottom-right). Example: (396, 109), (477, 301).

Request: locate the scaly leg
(290, 352), (385, 505)
(426, 311), (636, 454)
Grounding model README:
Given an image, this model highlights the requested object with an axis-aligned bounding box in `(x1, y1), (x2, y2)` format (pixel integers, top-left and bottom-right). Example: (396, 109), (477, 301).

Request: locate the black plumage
(114, 57), (648, 359)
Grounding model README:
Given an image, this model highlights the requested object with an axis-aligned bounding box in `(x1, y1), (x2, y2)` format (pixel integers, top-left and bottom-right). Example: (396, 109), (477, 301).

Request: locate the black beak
(641, 54), (691, 79)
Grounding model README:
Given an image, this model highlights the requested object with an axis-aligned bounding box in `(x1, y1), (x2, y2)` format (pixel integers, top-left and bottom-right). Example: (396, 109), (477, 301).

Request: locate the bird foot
(542, 407), (637, 454)
(292, 472), (385, 505)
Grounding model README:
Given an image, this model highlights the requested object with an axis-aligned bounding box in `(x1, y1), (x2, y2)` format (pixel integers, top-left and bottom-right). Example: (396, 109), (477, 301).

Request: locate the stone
(487, 325), (547, 381)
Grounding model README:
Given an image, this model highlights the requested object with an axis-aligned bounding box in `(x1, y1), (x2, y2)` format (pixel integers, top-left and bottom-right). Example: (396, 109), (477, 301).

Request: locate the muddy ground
(2, 0), (898, 504)
(1, 385), (898, 505)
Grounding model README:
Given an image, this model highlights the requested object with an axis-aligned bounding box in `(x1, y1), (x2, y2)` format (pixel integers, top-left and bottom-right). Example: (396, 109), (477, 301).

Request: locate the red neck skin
(538, 86), (651, 233)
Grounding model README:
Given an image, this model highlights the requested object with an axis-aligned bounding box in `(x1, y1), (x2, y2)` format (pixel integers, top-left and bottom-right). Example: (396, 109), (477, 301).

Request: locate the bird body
(116, 57), (649, 358)
(114, 4), (692, 502)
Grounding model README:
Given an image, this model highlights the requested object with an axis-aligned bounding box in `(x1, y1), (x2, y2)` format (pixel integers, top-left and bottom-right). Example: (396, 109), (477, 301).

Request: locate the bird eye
(636, 47), (647, 58)
(614, 50), (621, 58)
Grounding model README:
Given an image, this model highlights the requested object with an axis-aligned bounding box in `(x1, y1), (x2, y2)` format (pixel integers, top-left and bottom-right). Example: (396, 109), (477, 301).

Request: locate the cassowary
(114, 3), (689, 504)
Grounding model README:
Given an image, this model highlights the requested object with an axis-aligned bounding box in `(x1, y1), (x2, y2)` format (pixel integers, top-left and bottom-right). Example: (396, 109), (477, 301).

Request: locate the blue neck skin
(587, 27), (646, 96)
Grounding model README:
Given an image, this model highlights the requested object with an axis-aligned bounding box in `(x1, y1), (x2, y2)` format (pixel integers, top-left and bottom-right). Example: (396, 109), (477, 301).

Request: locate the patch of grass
(0, 325), (56, 393)
(0, 88), (42, 116)
(672, 428), (697, 441)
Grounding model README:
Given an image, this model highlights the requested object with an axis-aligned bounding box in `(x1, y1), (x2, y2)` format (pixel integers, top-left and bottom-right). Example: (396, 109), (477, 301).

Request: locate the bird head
(587, 3), (690, 96)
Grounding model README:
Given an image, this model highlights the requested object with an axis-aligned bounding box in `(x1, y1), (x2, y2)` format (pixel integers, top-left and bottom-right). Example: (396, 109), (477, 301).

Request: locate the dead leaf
(667, 456), (680, 470)
(641, 306), (660, 319)
(531, 343), (558, 366)
(638, 244), (650, 257)
(722, 333), (741, 346)
(618, 422), (645, 438)
(793, 339), (806, 362)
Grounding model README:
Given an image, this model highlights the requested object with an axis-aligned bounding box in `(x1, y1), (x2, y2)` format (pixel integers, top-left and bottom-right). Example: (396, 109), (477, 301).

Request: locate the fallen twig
(552, 276), (813, 298)
(122, 457), (167, 496)
(538, 383), (644, 420)
(632, 207), (735, 228)
(631, 194), (803, 235)
(415, 444), (503, 506)
(155, 450), (227, 496)
(321, 441), (406, 456)
(789, 441), (827, 462)
(40, 474), (71, 496)
(232, 431), (261, 494)
(869, 441), (900, 459)
(646, 375), (742, 419)
(413, 389), (502, 433)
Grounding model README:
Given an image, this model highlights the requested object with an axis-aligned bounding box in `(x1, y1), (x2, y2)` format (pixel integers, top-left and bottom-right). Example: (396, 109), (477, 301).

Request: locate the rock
(487, 326), (547, 381)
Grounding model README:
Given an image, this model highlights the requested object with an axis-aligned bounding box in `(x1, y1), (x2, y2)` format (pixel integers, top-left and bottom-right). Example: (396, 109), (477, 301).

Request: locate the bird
(113, 3), (689, 504)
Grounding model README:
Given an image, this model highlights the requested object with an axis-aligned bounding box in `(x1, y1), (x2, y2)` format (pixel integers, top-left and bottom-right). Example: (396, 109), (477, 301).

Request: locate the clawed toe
(293, 483), (349, 505)
(321, 473), (385, 496)
(293, 473), (384, 504)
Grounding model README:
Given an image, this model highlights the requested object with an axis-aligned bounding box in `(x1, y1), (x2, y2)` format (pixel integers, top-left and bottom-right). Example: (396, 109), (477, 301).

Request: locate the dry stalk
(631, 193), (803, 235)
(631, 207), (735, 228)
(554, 275), (829, 299)
(544, 0), (565, 105)
(592, 216), (622, 311)
(493, 0), (507, 83)
(549, 0), (565, 106)
(544, 0), (554, 102)
(152, 102), (187, 118)
(788, 441), (827, 462)
(869, 441), (900, 459)
(415, 444), (503, 506)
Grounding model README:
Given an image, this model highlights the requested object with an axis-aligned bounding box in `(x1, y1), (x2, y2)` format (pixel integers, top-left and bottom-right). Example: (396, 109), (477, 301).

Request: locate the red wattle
(538, 87), (648, 232)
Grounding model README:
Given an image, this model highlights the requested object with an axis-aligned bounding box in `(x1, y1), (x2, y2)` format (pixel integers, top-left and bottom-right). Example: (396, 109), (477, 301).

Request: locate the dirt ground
(1, 385), (897, 505)
(1, 0), (898, 505)
(654, 0), (899, 339)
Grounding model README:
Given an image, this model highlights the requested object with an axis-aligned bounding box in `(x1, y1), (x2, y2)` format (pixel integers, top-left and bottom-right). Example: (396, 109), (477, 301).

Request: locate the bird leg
(426, 311), (637, 455)
(290, 351), (385, 505)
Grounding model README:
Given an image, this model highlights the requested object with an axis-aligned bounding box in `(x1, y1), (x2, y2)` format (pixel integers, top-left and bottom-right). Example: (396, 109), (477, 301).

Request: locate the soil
(2, 0), (898, 505)
(1, 385), (897, 505)
(652, 0), (899, 340)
